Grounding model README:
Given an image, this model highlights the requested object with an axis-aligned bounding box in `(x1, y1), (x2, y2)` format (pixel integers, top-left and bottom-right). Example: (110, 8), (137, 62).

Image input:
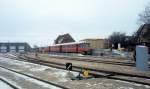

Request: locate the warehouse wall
(0, 43), (31, 53)
(82, 39), (109, 49)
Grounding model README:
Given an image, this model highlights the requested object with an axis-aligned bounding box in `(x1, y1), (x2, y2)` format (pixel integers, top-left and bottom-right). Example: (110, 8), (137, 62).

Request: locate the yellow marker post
(83, 64), (88, 68)
(93, 63), (97, 67)
(83, 70), (89, 78)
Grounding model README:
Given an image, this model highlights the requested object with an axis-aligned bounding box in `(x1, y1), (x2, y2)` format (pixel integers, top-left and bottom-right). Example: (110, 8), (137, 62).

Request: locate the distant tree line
(139, 4), (150, 24)
(108, 32), (126, 49)
(108, 32), (135, 49)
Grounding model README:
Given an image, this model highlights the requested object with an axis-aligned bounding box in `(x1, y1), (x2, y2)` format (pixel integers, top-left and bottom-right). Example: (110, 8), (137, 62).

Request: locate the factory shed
(0, 42), (31, 53)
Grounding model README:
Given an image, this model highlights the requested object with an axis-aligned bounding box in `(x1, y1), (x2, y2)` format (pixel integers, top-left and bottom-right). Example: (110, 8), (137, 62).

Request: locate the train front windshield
(79, 43), (90, 48)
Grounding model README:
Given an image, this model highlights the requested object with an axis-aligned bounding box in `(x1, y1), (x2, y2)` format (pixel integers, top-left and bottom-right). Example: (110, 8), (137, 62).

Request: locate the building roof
(135, 24), (150, 43)
(54, 33), (75, 44)
(52, 41), (88, 46)
(81, 38), (108, 41)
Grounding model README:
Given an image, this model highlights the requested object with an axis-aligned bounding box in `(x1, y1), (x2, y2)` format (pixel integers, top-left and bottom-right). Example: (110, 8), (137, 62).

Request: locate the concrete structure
(0, 43), (31, 53)
(136, 45), (149, 71)
(81, 39), (109, 49)
(54, 33), (75, 44)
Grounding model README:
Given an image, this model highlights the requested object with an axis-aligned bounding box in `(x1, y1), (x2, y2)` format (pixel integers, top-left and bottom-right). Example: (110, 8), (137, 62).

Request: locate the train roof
(51, 41), (88, 46)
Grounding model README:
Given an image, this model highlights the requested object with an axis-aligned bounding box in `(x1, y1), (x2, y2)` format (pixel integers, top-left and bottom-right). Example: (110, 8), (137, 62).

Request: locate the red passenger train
(39, 42), (92, 55)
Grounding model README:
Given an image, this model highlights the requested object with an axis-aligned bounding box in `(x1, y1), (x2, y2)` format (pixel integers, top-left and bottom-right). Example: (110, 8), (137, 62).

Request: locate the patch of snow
(0, 57), (31, 68)
(0, 56), (80, 82)
(112, 50), (122, 56)
(0, 77), (22, 89)
(7, 54), (17, 58)
(0, 80), (13, 89)
(49, 69), (78, 82)
(111, 50), (132, 58)
(29, 66), (49, 72)
(117, 87), (133, 89)
(144, 85), (150, 88)
(86, 82), (92, 87)
(0, 68), (62, 89)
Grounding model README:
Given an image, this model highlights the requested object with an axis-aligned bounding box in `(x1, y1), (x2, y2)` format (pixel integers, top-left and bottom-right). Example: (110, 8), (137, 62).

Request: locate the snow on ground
(0, 67), (62, 89)
(0, 80), (13, 89)
(111, 50), (131, 57)
(6, 53), (17, 58)
(0, 77), (22, 89)
(0, 57), (31, 69)
(29, 66), (49, 71)
(0, 56), (79, 83)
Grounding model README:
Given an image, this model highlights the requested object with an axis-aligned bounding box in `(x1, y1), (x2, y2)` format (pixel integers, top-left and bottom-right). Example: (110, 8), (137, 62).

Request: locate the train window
(68, 45), (73, 48)
(66, 45), (69, 48)
(71, 45), (74, 47)
(65, 45), (68, 48)
(72, 45), (75, 47)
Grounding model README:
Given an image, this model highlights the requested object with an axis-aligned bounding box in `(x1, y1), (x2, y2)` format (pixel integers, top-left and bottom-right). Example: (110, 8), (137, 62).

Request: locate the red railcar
(61, 43), (77, 53)
(39, 42), (92, 55)
(38, 46), (50, 53)
(50, 46), (61, 52)
(60, 42), (92, 54)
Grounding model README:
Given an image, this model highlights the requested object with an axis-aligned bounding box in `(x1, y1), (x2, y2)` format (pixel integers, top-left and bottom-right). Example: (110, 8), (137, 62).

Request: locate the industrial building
(0, 43), (31, 53)
(81, 39), (109, 49)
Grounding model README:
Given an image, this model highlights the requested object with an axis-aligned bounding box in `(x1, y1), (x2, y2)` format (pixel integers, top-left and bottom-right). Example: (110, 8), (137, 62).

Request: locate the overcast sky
(0, 0), (149, 47)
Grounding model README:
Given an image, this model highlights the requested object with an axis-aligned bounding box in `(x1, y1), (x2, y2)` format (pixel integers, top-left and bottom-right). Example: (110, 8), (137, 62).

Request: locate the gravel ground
(28, 54), (150, 77)
(60, 78), (150, 89)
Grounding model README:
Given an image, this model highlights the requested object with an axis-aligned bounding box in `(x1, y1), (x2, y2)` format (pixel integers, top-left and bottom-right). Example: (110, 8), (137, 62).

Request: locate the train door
(49, 46), (51, 53)
(76, 44), (78, 53)
(59, 45), (62, 53)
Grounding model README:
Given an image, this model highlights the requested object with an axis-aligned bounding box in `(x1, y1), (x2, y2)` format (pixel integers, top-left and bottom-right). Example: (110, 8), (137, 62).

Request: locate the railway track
(46, 55), (135, 67)
(57, 56), (134, 66)
(4, 53), (135, 66)
(15, 55), (150, 86)
(0, 65), (69, 89)
(0, 78), (19, 89)
(47, 54), (150, 67)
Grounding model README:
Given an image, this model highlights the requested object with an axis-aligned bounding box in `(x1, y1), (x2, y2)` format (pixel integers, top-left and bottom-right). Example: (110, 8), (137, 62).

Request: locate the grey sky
(0, 0), (149, 47)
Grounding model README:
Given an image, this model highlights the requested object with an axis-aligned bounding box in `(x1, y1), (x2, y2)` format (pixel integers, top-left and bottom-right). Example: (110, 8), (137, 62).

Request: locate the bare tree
(108, 32), (126, 49)
(139, 5), (150, 24)
(33, 45), (38, 48)
(33, 45), (39, 52)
